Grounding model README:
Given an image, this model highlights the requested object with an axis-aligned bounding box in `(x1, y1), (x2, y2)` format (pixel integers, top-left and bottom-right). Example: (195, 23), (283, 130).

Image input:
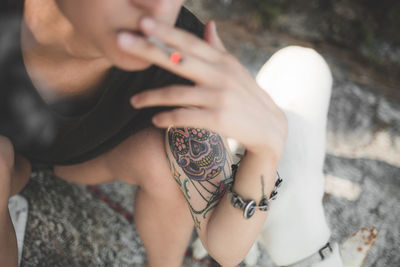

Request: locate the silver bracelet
(228, 170), (283, 219)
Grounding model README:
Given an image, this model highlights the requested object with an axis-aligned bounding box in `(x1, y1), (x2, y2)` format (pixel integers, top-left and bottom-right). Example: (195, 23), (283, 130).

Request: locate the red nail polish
(170, 52), (182, 65)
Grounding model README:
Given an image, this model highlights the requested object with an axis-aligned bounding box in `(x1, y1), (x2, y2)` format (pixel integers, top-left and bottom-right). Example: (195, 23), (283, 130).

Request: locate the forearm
(205, 151), (278, 266)
(165, 127), (284, 266)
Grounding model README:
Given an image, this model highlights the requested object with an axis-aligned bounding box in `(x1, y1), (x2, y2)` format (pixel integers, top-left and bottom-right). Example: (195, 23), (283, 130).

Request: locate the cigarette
(147, 36), (174, 54)
(147, 36), (183, 65)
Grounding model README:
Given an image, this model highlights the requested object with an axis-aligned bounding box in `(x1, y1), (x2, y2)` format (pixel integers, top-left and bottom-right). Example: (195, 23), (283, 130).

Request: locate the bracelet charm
(243, 200), (257, 219)
(228, 165), (283, 219)
(258, 197), (269, 212)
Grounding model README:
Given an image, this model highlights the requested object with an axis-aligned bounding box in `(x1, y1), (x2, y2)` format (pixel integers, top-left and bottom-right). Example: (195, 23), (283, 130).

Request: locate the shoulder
(175, 6), (205, 39)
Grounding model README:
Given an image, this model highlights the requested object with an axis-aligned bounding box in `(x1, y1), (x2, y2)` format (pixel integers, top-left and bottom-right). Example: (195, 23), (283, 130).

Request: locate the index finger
(118, 31), (219, 86)
(139, 17), (224, 63)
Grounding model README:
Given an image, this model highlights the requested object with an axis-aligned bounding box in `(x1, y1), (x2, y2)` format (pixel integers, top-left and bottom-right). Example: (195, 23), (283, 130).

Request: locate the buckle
(318, 242), (333, 260)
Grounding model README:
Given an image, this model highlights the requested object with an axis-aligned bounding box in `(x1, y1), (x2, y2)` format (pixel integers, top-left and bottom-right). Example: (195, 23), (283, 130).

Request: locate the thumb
(204, 20), (227, 52)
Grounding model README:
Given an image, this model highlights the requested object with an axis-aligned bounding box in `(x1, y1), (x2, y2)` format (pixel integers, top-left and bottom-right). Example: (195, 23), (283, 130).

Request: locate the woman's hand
(117, 17), (287, 158)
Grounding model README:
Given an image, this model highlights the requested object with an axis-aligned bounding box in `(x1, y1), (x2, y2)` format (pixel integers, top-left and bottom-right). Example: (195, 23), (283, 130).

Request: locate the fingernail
(152, 115), (160, 125)
(118, 32), (137, 50)
(211, 20), (217, 33)
(141, 17), (156, 30)
(130, 95), (140, 106)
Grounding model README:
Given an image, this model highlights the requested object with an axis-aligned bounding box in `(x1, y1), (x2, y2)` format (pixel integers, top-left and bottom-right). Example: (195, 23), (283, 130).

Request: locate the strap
(288, 242), (335, 267)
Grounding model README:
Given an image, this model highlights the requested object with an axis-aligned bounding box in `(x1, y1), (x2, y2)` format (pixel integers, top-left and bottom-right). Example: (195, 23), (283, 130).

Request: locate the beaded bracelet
(227, 163), (283, 219)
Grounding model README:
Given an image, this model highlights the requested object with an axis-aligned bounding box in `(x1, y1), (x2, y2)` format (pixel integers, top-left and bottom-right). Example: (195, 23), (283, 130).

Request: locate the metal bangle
(229, 170), (283, 219)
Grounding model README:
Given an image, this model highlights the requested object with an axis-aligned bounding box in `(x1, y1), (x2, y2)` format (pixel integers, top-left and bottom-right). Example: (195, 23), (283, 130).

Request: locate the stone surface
(187, 0), (400, 75)
(323, 155), (400, 267)
(326, 79), (400, 167)
(15, 2), (400, 267)
(20, 172), (146, 267)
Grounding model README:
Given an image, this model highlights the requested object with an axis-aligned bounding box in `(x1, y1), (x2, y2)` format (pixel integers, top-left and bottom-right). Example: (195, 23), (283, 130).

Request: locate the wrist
(229, 153), (279, 202)
(246, 109), (288, 161)
(228, 169), (283, 220)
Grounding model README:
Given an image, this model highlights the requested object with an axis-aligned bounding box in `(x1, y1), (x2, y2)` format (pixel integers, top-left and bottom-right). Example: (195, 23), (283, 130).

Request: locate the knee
(140, 156), (177, 199)
(0, 136), (14, 204)
(256, 46), (332, 94)
(256, 46), (333, 113)
(117, 128), (178, 198)
(0, 136), (14, 172)
(258, 46), (332, 80)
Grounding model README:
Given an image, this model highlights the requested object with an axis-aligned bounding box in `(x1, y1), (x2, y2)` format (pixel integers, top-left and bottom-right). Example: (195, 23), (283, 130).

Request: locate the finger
(139, 17), (224, 63)
(152, 107), (219, 131)
(204, 21), (227, 52)
(118, 31), (220, 85)
(130, 85), (214, 108)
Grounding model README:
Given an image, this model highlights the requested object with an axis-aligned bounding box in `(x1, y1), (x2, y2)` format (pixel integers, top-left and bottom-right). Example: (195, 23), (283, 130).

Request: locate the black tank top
(0, 5), (205, 166)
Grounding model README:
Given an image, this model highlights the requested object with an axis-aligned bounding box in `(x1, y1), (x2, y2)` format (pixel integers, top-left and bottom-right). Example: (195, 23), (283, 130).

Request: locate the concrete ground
(16, 2), (400, 267)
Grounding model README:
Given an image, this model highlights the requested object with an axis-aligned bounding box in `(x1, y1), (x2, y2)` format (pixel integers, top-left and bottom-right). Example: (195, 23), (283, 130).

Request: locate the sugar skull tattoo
(169, 128), (225, 181)
(167, 127), (232, 229)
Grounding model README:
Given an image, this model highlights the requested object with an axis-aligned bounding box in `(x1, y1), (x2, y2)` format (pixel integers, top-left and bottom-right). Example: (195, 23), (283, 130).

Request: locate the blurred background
(10, 0), (400, 266)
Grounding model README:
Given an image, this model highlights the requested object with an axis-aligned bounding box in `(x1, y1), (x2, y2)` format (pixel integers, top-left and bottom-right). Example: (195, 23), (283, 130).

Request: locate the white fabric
(8, 195), (28, 267)
(192, 46), (344, 266)
(255, 46), (342, 266)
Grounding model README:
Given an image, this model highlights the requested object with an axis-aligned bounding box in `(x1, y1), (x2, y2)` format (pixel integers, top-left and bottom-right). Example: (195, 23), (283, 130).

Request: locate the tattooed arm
(166, 128), (233, 230)
(166, 127), (279, 266)
(122, 15), (287, 266)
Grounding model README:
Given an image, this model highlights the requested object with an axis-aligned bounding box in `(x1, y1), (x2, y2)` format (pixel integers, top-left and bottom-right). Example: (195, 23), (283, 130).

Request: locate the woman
(0, 0), (291, 266)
